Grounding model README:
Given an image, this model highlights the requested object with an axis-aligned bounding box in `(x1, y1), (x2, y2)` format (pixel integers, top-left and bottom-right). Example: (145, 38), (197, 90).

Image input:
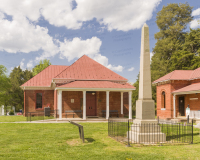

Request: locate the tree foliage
(32, 59), (51, 76)
(0, 65), (12, 113)
(151, 3), (193, 81)
(9, 66), (33, 111)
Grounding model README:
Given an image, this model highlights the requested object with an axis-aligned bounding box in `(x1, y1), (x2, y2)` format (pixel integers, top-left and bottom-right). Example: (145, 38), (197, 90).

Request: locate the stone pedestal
(128, 119), (166, 143)
(136, 99), (155, 120)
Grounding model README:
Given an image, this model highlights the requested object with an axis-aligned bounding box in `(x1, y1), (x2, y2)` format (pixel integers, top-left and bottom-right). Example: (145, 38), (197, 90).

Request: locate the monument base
(136, 99), (155, 119)
(128, 119), (166, 143)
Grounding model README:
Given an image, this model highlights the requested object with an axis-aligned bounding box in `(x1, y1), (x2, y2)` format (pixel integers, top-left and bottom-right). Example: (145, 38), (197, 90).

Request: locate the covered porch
(173, 83), (200, 119)
(55, 81), (135, 120)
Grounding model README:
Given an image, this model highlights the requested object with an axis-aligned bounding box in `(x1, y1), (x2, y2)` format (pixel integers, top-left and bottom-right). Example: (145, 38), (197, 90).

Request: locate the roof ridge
(54, 55), (85, 78)
(169, 70), (175, 79)
(85, 55), (127, 80)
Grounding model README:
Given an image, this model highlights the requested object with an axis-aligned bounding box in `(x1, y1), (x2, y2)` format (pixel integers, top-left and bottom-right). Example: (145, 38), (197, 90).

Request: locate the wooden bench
(102, 110), (119, 118)
(65, 110), (82, 118)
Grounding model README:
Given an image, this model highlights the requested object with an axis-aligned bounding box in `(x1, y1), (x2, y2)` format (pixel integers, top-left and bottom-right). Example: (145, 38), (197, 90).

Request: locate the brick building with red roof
(153, 68), (200, 119)
(21, 55), (135, 120)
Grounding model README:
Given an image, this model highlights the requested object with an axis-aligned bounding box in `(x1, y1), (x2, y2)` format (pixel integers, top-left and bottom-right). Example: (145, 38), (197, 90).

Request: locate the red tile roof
(55, 55), (127, 81)
(57, 81), (135, 89)
(153, 70), (193, 83)
(21, 65), (68, 87)
(173, 82), (200, 93)
(190, 67), (200, 79)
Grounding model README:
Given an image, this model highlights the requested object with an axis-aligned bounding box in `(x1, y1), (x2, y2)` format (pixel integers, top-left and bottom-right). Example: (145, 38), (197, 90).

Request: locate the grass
(0, 122), (200, 160)
(0, 116), (27, 122)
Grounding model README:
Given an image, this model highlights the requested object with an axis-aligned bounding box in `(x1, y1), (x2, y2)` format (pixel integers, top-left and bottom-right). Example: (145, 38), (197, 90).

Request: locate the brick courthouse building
(21, 55), (135, 120)
(153, 67), (200, 119)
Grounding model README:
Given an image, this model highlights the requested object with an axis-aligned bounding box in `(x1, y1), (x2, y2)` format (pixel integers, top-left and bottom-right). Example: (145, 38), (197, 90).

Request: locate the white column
(173, 94), (176, 118)
(129, 91), (132, 119)
(2, 105), (4, 115)
(106, 91), (110, 119)
(83, 91), (86, 120)
(57, 90), (62, 120)
(121, 92), (123, 114)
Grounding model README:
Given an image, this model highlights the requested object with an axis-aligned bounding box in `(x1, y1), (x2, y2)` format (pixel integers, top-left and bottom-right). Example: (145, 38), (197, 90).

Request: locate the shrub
(9, 110), (14, 115)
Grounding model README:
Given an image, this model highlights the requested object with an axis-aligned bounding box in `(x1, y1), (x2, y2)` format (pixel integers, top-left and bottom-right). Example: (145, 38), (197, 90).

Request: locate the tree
(170, 28), (200, 71)
(151, 3), (193, 81)
(32, 59), (51, 76)
(0, 65), (12, 115)
(9, 66), (33, 111)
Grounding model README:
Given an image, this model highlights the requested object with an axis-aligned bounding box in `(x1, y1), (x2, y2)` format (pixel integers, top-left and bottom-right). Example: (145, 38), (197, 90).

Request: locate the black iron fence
(108, 118), (193, 145)
(26, 109), (58, 122)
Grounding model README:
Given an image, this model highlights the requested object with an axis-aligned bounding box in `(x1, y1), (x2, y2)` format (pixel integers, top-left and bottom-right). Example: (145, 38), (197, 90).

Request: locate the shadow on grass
(85, 138), (95, 143)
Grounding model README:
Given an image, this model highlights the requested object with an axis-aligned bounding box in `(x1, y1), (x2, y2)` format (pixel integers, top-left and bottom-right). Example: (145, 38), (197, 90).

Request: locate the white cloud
(128, 67), (134, 71)
(59, 36), (124, 72)
(27, 60), (33, 69)
(0, 12), (5, 19)
(19, 58), (25, 70)
(0, 0), (161, 31)
(107, 64), (124, 72)
(190, 19), (200, 29)
(59, 37), (102, 61)
(74, 0), (161, 31)
(192, 8), (200, 16)
(0, 14), (59, 60)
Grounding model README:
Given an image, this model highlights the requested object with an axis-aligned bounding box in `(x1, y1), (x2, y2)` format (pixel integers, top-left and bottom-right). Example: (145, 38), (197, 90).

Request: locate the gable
(54, 55), (127, 81)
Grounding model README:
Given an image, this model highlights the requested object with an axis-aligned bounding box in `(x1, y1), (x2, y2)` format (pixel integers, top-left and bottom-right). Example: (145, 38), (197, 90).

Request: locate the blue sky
(0, 0), (200, 83)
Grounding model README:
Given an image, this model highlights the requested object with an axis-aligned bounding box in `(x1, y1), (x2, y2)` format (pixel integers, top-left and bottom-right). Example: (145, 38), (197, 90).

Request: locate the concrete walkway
(0, 117), (128, 123)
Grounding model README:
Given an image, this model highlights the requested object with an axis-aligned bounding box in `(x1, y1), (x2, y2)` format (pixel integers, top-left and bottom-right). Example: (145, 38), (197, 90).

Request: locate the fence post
(187, 115), (189, 124)
(126, 119), (131, 147)
(158, 116), (159, 124)
(108, 118), (109, 136)
(191, 119), (193, 144)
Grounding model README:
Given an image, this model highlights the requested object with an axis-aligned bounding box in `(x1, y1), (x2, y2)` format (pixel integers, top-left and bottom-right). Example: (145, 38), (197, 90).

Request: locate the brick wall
(62, 91), (83, 118)
(24, 90), (54, 115)
(156, 83), (172, 119)
(25, 90), (129, 118)
(156, 80), (200, 119)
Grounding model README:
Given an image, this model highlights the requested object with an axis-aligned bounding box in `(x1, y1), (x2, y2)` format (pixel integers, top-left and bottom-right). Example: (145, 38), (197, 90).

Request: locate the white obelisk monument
(135, 23), (156, 123)
(129, 23), (166, 143)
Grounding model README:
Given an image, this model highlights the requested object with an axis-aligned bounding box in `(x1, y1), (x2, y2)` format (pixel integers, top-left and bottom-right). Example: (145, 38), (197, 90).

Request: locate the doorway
(179, 97), (185, 116)
(86, 92), (96, 116)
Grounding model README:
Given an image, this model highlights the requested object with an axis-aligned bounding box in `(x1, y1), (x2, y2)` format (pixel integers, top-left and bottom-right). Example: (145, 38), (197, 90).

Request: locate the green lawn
(0, 123), (200, 160)
(0, 116), (27, 122)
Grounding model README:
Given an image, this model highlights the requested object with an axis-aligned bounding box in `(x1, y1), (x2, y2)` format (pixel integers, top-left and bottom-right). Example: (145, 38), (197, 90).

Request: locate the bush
(9, 110), (14, 115)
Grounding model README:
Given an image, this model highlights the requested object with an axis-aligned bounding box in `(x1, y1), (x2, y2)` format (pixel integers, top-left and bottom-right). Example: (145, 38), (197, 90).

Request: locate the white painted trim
(106, 91), (110, 119)
(152, 79), (190, 84)
(173, 94), (176, 118)
(121, 92), (123, 114)
(55, 88), (135, 91)
(20, 86), (53, 90)
(161, 108), (166, 110)
(172, 90), (200, 95)
(128, 91), (132, 119)
(57, 90), (62, 120)
(83, 91), (86, 120)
